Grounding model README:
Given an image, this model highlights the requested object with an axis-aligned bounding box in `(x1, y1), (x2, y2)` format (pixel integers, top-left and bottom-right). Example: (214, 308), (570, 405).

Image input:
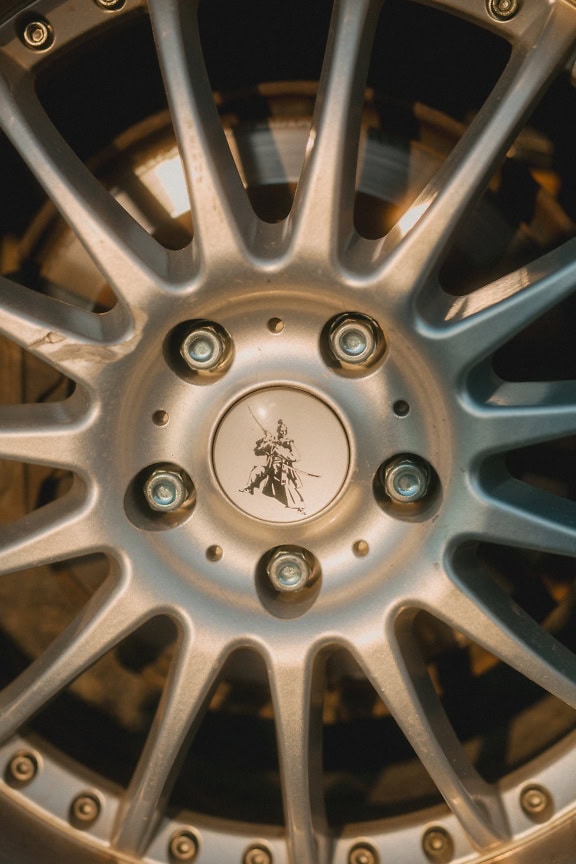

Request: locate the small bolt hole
(267, 317), (285, 333)
(153, 410), (170, 426)
(393, 400), (410, 417)
(206, 545), (223, 562)
(353, 540), (369, 557)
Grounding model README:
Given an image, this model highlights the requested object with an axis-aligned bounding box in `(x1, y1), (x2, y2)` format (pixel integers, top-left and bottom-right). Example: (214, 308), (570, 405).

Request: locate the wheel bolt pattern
(267, 549), (311, 593)
(7, 752), (38, 785)
(422, 827), (454, 863)
(383, 456), (431, 504)
(243, 845), (273, 864)
(22, 19), (53, 50)
(487, 0), (519, 20)
(180, 325), (225, 372)
(329, 316), (380, 366)
(70, 793), (100, 827)
(348, 844), (378, 864)
(169, 830), (199, 861)
(143, 468), (191, 512)
(520, 784), (553, 822)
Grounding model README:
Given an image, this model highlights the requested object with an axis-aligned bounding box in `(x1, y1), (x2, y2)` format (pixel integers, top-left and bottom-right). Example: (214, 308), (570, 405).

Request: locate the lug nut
(520, 784), (553, 823)
(267, 549), (312, 593)
(487, 0), (519, 20)
(21, 19), (54, 51)
(180, 325), (226, 372)
(70, 793), (100, 828)
(6, 752), (38, 786)
(169, 830), (199, 861)
(349, 844), (378, 864)
(422, 827), (453, 863)
(329, 315), (380, 366)
(94, 0), (125, 9)
(383, 456), (431, 504)
(143, 468), (191, 512)
(244, 845), (273, 864)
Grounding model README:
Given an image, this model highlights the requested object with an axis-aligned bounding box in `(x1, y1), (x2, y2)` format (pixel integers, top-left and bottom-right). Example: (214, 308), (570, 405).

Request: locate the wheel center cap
(213, 388), (350, 523)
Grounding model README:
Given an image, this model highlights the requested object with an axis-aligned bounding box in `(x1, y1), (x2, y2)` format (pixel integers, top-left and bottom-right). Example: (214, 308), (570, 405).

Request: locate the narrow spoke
(0, 61), (167, 304)
(0, 577), (139, 743)
(464, 475), (576, 557)
(352, 632), (508, 849)
(375, 8), (576, 291)
(438, 555), (576, 710)
(428, 241), (576, 372)
(464, 381), (576, 454)
(0, 276), (120, 382)
(289, 0), (382, 260)
(267, 650), (329, 864)
(0, 490), (98, 576)
(0, 402), (91, 469)
(147, 0), (257, 265)
(113, 631), (228, 856)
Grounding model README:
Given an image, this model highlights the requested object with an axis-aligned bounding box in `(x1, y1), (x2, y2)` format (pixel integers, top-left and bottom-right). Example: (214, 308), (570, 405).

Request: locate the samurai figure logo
(240, 409), (320, 513)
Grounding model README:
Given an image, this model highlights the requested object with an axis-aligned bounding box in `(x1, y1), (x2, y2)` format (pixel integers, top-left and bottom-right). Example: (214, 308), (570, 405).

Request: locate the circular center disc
(213, 388), (350, 523)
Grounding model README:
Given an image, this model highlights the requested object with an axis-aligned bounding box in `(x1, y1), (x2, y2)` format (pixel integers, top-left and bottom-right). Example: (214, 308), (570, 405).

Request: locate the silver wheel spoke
(113, 632), (228, 856)
(465, 381), (576, 454)
(439, 558), (576, 710)
(0, 402), (91, 468)
(0, 62), (166, 303)
(147, 0), (257, 265)
(431, 240), (576, 372)
(290, 0), (382, 260)
(268, 651), (328, 864)
(0, 577), (138, 744)
(466, 477), (576, 557)
(0, 491), (98, 576)
(375, 7), (576, 291)
(355, 634), (508, 848)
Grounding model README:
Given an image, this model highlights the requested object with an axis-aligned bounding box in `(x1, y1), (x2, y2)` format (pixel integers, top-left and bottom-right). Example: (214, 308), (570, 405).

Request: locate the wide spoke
(113, 631), (228, 856)
(267, 649), (329, 864)
(0, 402), (91, 469)
(438, 555), (576, 710)
(0, 490), (99, 576)
(0, 61), (167, 305)
(147, 0), (257, 266)
(463, 381), (576, 454)
(0, 577), (140, 744)
(374, 6), (576, 291)
(352, 631), (508, 848)
(427, 240), (576, 373)
(289, 0), (382, 261)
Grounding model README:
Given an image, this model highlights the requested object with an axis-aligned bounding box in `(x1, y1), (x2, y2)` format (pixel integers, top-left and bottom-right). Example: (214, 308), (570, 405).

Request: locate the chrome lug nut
(244, 845), (273, 864)
(349, 844), (378, 864)
(329, 315), (380, 366)
(520, 784), (553, 823)
(181, 325), (225, 372)
(7, 752), (38, 786)
(70, 793), (100, 828)
(21, 19), (54, 51)
(487, 0), (519, 20)
(383, 456), (431, 504)
(144, 468), (191, 512)
(169, 830), (199, 861)
(422, 827), (454, 862)
(267, 549), (312, 593)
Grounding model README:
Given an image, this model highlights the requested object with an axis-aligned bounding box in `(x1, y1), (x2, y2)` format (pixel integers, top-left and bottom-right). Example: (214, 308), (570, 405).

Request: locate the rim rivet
(487, 0), (519, 20)
(71, 793), (100, 827)
(329, 315), (381, 366)
(422, 827), (453, 862)
(22, 19), (53, 50)
(383, 456), (431, 504)
(521, 784), (553, 822)
(267, 549), (312, 593)
(169, 830), (199, 861)
(143, 467), (191, 512)
(7, 752), (38, 785)
(349, 844), (378, 864)
(180, 325), (225, 372)
(244, 845), (273, 864)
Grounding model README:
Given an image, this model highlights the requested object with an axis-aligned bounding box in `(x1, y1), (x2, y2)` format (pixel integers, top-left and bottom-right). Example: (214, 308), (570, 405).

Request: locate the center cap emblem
(213, 388), (350, 523)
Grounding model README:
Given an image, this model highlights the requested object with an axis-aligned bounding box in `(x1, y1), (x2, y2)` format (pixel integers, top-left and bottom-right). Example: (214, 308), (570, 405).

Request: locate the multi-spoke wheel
(1, 0), (576, 862)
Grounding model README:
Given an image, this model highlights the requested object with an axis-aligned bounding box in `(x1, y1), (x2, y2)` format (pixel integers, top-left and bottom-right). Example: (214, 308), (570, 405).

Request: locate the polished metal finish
(0, 0), (575, 863)
(329, 315), (379, 365)
(21, 19), (53, 51)
(244, 846), (273, 864)
(422, 828), (454, 863)
(267, 549), (312, 593)
(143, 468), (190, 512)
(348, 845), (378, 864)
(180, 325), (225, 372)
(94, 0), (125, 9)
(383, 456), (431, 504)
(168, 830), (198, 861)
(520, 785), (553, 823)
(70, 793), (101, 827)
(6, 752), (37, 785)
(487, 0), (519, 21)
